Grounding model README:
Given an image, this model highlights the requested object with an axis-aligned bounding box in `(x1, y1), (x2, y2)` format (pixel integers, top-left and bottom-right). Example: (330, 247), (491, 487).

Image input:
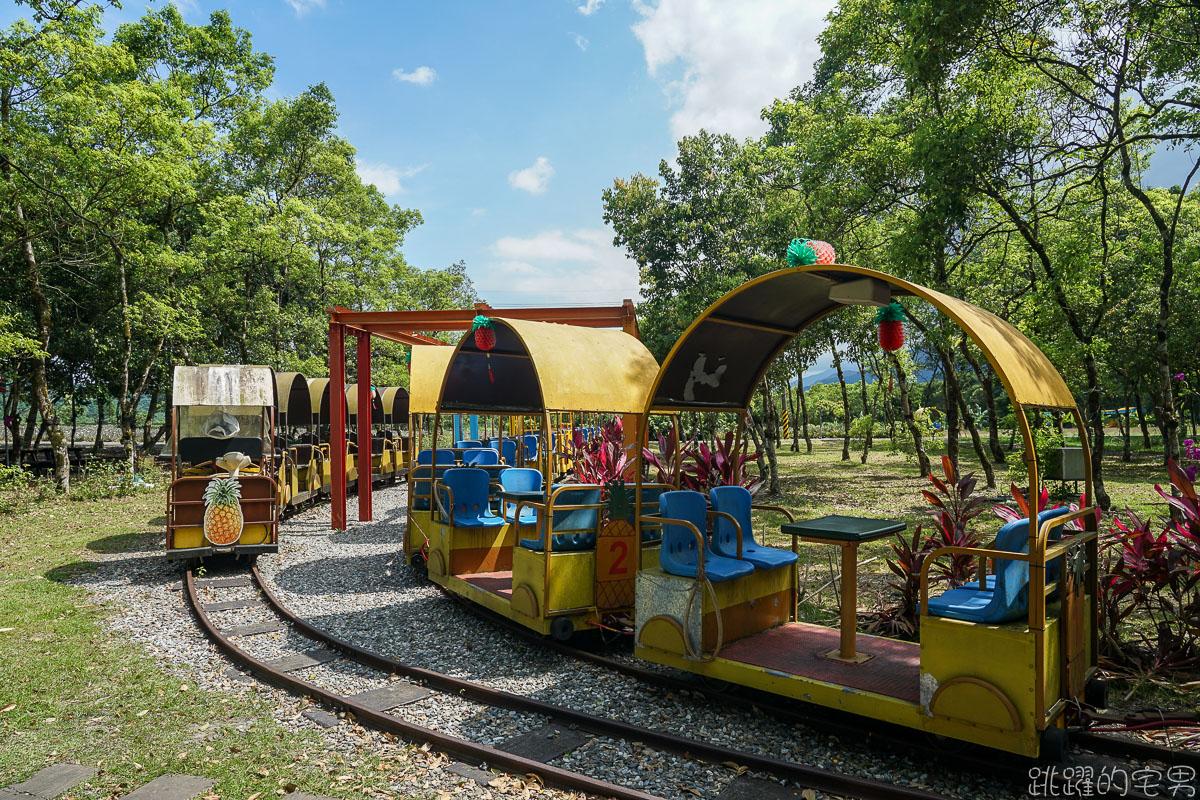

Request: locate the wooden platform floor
(461, 570), (513, 600)
(719, 622), (921, 702)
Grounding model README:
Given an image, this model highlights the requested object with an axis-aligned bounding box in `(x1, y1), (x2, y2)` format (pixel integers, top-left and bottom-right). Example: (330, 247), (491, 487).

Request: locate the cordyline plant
(1099, 459), (1200, 678)
(992, 483), (1096, 532)
(569, 418), (632, 485)
(866, 524), (931, 640)
(922, 456), (987, 587)
(641, 426), (693, 487)
(683, 431), (763, 494)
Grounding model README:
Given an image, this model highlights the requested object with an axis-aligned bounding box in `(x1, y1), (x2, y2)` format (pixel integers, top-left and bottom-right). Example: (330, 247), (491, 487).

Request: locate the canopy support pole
(357, 331), (373, 522)
(330, 320), (347, 531)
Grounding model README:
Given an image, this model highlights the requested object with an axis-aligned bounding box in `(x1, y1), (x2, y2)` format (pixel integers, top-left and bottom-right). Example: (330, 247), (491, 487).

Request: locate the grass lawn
(0, 484), (418, 799)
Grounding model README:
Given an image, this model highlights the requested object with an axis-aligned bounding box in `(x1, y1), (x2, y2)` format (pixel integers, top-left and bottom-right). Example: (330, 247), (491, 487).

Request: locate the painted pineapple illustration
(596, 478), (637, 609)
(203, 452), (251, 546)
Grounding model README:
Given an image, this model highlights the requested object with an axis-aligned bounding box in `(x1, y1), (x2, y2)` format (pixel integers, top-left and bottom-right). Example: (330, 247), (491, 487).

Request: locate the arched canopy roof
(646, 265), (1076, 414)
(306, 377), (348, 425)
(409, 345), (455, 415)
(347, 384), (384, 424)
(275, 372), (312, 425)
(380, 386), (410, 423)
(438, 318), (659, 414)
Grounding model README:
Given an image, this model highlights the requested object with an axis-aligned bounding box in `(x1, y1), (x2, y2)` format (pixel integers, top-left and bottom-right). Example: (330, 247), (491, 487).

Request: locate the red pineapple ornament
(875, 302), (906, 351)
(471, 315), (496, 382)
(472, 315), (495, 351)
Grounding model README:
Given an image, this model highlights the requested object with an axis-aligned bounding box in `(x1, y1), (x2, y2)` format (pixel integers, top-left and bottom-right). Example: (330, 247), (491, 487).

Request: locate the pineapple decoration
(471, 315), (496, 383)
(203, 452), (251, 546)
(786, 237), (837, 266)
(595, 478), (637, 609)
(874, 301), (907, 352)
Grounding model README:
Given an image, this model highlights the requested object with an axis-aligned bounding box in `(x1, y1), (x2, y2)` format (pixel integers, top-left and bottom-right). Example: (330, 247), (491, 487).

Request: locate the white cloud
(507, 157), (555, 194)
(355, 160), (427, 196)
(569, 32), (589, 51)
(577, 0), (606, 15)
(283, 0), (324, 16)
(480, 228), (641, 301)
(471, 208), (488, 216)
(632, 0), (837, 140)
(392, 66), (437, 86)
(171, 0), (199, 15)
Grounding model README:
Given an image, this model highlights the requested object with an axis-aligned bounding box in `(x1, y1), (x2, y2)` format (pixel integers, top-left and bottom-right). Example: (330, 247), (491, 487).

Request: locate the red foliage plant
(921, 455), (987, 587)
(641, 427), (761, 493)
(570, 418), (631, 485)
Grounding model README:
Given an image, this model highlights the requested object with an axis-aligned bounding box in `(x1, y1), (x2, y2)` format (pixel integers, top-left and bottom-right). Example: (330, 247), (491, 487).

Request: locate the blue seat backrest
(636, 484), (668, 542)
(659, 490), (709, 575)
(523, 435), (538, 460)
(709, 485), (755, 557)
(411, 464), (451, 509)
(416, 449), (456, 465)
(986, 505), (1072, 623)
(463, 448), (500, 466)
(500, 439), (518, 465)
(438, 468), (493, 525)
(456, 440), (481, 449)
(544, 484), (601, 550)
(500, 468), (543, 493)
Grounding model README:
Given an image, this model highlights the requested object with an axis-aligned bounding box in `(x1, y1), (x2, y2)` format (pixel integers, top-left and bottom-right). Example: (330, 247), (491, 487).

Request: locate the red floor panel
(462, 570), (513, 599)
(719, 622), (921, 702)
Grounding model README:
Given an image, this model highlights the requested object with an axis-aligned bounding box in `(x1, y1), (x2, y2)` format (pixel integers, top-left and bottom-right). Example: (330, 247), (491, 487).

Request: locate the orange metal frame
(327, 301), (638, 530)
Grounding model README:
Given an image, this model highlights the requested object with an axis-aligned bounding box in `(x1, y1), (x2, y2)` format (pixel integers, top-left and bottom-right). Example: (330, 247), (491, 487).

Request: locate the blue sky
(3, 0), (1190, 317)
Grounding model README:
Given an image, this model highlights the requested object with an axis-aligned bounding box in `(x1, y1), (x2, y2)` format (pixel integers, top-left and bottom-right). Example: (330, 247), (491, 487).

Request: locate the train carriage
(424, 318), (661, 640)
(349, 383), (402, 483)
(308, 377), (357, 493)
(405, 344), (457, 560)
(275, 371), (322, 509)
(629, 264), (1100, 759)
(166, 365), (280, 560)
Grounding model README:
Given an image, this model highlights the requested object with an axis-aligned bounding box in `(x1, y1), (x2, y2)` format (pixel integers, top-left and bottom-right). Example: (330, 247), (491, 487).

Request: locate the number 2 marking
(609, 540), (629, 575)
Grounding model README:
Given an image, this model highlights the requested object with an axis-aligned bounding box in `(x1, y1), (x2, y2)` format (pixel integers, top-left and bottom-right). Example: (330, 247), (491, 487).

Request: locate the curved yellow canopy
(409, 345), (455, 415)
(346, 383), (384, 423)
(275, 372), (312, 423)
(306, 377), (347, 425)
(439, 318), (659, 414)
(380, 386), (410, 422)
(646, 265), (1076, 414)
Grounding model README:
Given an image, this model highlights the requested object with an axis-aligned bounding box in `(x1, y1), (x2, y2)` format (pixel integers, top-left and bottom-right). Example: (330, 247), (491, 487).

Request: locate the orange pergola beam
(328, 299), (639, 530)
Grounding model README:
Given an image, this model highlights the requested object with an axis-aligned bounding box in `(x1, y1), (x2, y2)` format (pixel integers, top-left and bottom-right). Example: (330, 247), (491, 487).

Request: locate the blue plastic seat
(499, 468), (543, 523)
(455, 440), (481, 449)
(926, 506), (1072, 624)
(498, 439), (518, 466)
(411, 464), (451, 510)
(519, 484), (601, 553)
(416, 448), (455, 466)
(962, 507), (1074, 591)
(658, 491), (754, 583)
(463, 448), (500, 466)
(436, 468), (505, 527)
(522, 435), (538, 461)
(709, 486), (799, 570)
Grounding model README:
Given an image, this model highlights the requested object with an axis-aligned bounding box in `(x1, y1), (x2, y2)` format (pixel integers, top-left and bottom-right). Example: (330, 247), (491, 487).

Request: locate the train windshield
(179, 405), (264, 440)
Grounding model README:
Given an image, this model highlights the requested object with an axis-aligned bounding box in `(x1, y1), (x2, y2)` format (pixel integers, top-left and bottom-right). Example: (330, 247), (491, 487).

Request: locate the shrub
(0, 464), (52, 515)
(921, 455), (987, 587)
(866, 524), (932, 640)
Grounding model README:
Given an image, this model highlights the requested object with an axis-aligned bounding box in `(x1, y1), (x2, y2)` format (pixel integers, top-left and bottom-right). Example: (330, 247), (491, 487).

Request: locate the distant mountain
(796, 359), (936, 388)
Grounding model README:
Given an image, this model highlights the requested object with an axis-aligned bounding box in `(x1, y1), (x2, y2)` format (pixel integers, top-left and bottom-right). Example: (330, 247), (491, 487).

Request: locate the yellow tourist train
(409, 264), (1100, 760)
(165, 366), (409, 560)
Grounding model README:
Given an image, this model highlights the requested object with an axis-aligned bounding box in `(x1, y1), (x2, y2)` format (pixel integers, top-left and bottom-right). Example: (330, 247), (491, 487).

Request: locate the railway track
(185, 563), (955, 800)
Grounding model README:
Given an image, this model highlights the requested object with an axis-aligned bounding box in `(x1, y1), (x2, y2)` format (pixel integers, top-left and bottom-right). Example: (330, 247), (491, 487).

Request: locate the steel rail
(248, 566), (948, 800)
(438, 583), (1193, 799)
(184, 569), (663, 800)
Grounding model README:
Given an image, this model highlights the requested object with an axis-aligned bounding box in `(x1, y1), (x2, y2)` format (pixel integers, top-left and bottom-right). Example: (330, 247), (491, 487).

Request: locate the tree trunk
(1134, 386), (1152, 449)
(141, 387), (160, 455)
(857, 358), (873, 464)
(1120, 386), (1132, 463)
(1083, 353), (1111, 509)
(890, 351), (931, 477)
(829, 333), (851, 461)
(744, 413), (769, 486)
(787, 378), (799, 452)
(952, 369), (996, 488)
(760, 381), (780, 494)
(92, 398), (106, 455)
(960, 339), (1005, 463)
(797, 368), (812, 453)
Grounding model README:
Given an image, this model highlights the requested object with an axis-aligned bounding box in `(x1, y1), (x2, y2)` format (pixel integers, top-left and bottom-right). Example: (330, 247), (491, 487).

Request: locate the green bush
(889, 408), (938, 463)
(0, 464), (52, 515)
(70, 458), (161, 502)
